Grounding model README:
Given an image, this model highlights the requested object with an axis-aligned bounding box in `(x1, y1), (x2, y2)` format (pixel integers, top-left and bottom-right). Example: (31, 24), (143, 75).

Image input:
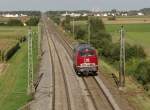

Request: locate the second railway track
(45, 23), (71, 110)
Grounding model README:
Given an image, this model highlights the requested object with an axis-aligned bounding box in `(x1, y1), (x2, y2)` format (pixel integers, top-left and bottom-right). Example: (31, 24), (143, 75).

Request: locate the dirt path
(30, 28), (53, 110)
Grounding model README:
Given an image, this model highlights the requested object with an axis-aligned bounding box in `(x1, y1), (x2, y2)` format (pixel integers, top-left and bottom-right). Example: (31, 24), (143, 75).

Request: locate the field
(102, 16), (150, 24)
(0, 16), (29, 23)
(0, 26), (38, 110)
(0, 26), (28, 40)
(105, 23), (150, 58)
(0, 26), (29, 62)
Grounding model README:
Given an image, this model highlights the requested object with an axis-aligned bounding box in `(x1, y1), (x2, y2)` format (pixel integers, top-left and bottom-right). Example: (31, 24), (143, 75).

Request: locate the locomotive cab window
(80, 51), (95, 57)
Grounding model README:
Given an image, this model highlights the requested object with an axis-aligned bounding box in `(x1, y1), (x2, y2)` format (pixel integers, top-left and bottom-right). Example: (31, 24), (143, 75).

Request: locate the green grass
(0, 26), (28, 40)
(105, 23), (150, 32)
(0, 43), (31, 110)
(0, 26), (38, 110)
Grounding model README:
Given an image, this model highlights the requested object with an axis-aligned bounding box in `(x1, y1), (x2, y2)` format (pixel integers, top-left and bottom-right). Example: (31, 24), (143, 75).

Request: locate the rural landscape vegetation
(0, 6), (150, 110)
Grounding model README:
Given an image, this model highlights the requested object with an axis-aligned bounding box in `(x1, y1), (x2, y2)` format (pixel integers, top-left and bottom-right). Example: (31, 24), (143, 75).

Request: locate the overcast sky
(0, 0), (150, 11)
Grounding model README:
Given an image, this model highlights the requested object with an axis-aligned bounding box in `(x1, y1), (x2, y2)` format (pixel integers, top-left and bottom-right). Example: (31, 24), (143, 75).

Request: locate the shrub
(7, 19), (23, 26)
(75, 26), (86, 40)
(4, 43), (20, 61)
(90, 31), (112, 49)
(89, 17), (105, 34)
(108, 16), (116, 21)
(134, 60), (150, 86)
(26, 17), (40, 26)
(51, 16), (60, 25)
(125, 58), (142, 75)
(126, 45), (146, 59)
(61, 15), (72, 32)
(0, 22), (6, 26)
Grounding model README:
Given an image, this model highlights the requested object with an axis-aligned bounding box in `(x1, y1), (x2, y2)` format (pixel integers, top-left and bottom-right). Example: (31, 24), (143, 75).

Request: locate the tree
(134, 60), (150, 86)
(7, 19), (23, 26)
(75, 26), (86, 40)
(61, 15), (71, 32)
(108, 16), (116, 21)
(89, 17), (105, 34)
(26, 17), (40, 26)
(126, 45), (146, 59)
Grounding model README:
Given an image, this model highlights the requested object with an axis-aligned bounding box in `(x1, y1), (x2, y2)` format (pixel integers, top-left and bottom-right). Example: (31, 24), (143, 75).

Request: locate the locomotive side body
(73, 44), (98, 76)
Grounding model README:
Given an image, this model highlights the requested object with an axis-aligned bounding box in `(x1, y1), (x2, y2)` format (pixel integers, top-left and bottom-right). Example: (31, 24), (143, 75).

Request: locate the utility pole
(72, 16), (75, 39)
(88, 16), (91, 44)
(27, 27), (35, 95)
(119, 26), (125, 88)
(38, 23), (41, 57)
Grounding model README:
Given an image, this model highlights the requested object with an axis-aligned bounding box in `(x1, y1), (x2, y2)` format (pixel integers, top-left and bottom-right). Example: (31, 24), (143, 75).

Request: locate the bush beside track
(0, 39), (20, 62)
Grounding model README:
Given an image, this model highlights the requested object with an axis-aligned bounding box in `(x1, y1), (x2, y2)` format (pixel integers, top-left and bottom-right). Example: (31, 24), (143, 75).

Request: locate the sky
(0, 0), (150, 11)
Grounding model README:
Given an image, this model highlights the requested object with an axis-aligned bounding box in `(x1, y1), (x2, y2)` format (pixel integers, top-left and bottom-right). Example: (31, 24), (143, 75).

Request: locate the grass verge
(0, 43), (31, 110)
(0, 26), (38, 110)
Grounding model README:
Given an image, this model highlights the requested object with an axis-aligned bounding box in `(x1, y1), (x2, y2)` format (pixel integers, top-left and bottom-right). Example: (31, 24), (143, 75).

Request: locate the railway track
(44, 23), (72, 110)
(44, 16), (121, 110)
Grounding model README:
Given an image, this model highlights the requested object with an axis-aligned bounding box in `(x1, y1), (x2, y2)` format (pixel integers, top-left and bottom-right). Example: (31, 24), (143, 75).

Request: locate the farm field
(0, 16), (29, 23)
(0, 26), (28, 62)
(0, 26), (38, 110)
(0, 26), (28, 40)
(105, 23), (150, 58)
(102, 16), (150, 24)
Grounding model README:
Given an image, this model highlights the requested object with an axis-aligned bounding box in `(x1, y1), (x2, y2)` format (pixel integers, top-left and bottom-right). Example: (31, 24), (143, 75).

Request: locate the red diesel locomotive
(73, 43), (98, 76)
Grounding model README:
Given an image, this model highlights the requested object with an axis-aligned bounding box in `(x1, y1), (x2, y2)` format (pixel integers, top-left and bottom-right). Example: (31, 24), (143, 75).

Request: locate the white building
(62, 12), (81, 17)
(62, 12), (70, 17)
(70, 13), (81, 17)
(20, 14), (28, 17)
(2, 14), (19, 17)
(102, 13), (108, 17)
(121, 13), (128, 16)
(137, 12), (144, 16)
(82, 13), (88, 17)
(94, 14), (101, 17)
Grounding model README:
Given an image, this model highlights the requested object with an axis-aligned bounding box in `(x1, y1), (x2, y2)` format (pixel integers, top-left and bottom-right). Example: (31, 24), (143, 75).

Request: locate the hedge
(0, 40), (20, 62)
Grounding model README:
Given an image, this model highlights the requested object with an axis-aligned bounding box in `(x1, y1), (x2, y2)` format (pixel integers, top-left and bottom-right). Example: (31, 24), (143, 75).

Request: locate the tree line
(0, 17), (40, 26)
(0, 11), (41, 17)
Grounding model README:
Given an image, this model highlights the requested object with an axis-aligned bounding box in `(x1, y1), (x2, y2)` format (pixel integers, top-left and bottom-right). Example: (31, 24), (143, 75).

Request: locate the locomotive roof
(74, 43), (95, 51)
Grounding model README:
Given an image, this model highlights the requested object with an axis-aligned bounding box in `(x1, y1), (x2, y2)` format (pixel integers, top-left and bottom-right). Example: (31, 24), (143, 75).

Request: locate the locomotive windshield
(80, 50), (95, 57)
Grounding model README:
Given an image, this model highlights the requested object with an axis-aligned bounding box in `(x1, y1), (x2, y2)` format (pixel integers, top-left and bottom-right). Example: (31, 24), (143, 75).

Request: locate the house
(137, 12), (144, 16)
(102, 13), (108, 17)
(94, 13), (101, 17)
(61, 12), (81, 17)
(82, 13), (88, 17)
(62, 12), (69, 17)
(2, 14), (19, 17)
(121, 13), (128, 16)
